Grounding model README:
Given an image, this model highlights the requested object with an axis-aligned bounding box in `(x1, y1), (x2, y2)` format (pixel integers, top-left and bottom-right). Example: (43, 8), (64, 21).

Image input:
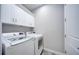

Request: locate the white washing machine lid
(1, 36), (33, 47)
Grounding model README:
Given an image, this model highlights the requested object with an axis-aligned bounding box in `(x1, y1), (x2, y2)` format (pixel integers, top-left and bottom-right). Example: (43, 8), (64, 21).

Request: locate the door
(64, 5), (67, 54)
(65, 5), (79, 55)
(0, 5), (2, 55)
(1, 4), (15, 24)
(14, 5), (25, 26)
(22, 11), (34, 27)
(27, 15), (35, 27)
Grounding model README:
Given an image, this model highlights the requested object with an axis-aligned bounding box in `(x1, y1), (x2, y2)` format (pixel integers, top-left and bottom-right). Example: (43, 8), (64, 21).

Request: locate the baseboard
(44, 48), (66, 55)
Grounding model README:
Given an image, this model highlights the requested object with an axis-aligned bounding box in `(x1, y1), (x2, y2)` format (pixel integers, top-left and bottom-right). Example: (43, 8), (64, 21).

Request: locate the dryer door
(34, 36), (44, 55)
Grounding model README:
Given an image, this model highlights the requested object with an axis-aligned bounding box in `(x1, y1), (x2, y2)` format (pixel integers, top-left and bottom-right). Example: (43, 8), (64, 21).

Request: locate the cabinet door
(1, 4), (15, 24)
(24, 13), (35, 27)
(27, 14), (35, 27)
(14, 5), (25, 26)
(23, 13), (31, 27)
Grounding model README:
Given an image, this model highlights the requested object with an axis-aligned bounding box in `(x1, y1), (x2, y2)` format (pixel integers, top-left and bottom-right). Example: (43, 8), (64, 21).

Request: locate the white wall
(33, 4), (64, 53)
(2, 24), (33, 33)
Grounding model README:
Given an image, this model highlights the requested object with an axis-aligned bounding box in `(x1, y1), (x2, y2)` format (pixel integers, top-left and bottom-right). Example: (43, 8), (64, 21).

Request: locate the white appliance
(1, 32), (35, 55)
(65, 5), (79, 55)
(27, 33), (44, 55)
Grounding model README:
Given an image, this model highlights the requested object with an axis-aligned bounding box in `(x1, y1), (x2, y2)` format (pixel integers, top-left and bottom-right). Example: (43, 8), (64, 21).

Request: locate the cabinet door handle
(15, 18), (17, 22)
(12, 18), (14, 22)
(12, 18), (17, 23)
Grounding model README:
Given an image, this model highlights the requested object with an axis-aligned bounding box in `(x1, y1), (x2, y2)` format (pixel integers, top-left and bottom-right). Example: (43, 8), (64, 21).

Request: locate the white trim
(44, 48), (66, 55)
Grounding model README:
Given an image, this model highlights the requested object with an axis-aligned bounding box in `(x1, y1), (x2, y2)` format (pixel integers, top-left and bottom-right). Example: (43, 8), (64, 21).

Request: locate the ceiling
(22, 4), (44, 12)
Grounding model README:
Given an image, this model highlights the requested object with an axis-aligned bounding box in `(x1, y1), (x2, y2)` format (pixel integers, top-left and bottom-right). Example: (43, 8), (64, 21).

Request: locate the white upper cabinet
(1, 4), (35, 27)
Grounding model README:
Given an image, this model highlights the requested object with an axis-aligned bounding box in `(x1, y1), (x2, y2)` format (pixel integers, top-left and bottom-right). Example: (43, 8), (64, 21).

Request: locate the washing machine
(1, 32), (35, 55)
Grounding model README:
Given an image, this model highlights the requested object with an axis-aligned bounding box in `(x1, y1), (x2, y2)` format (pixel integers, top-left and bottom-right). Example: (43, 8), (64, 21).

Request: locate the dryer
(27, 33), (44, 55)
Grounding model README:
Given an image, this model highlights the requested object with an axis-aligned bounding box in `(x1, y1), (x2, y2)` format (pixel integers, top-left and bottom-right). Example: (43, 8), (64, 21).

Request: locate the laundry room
(0, 4), (79, 55)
